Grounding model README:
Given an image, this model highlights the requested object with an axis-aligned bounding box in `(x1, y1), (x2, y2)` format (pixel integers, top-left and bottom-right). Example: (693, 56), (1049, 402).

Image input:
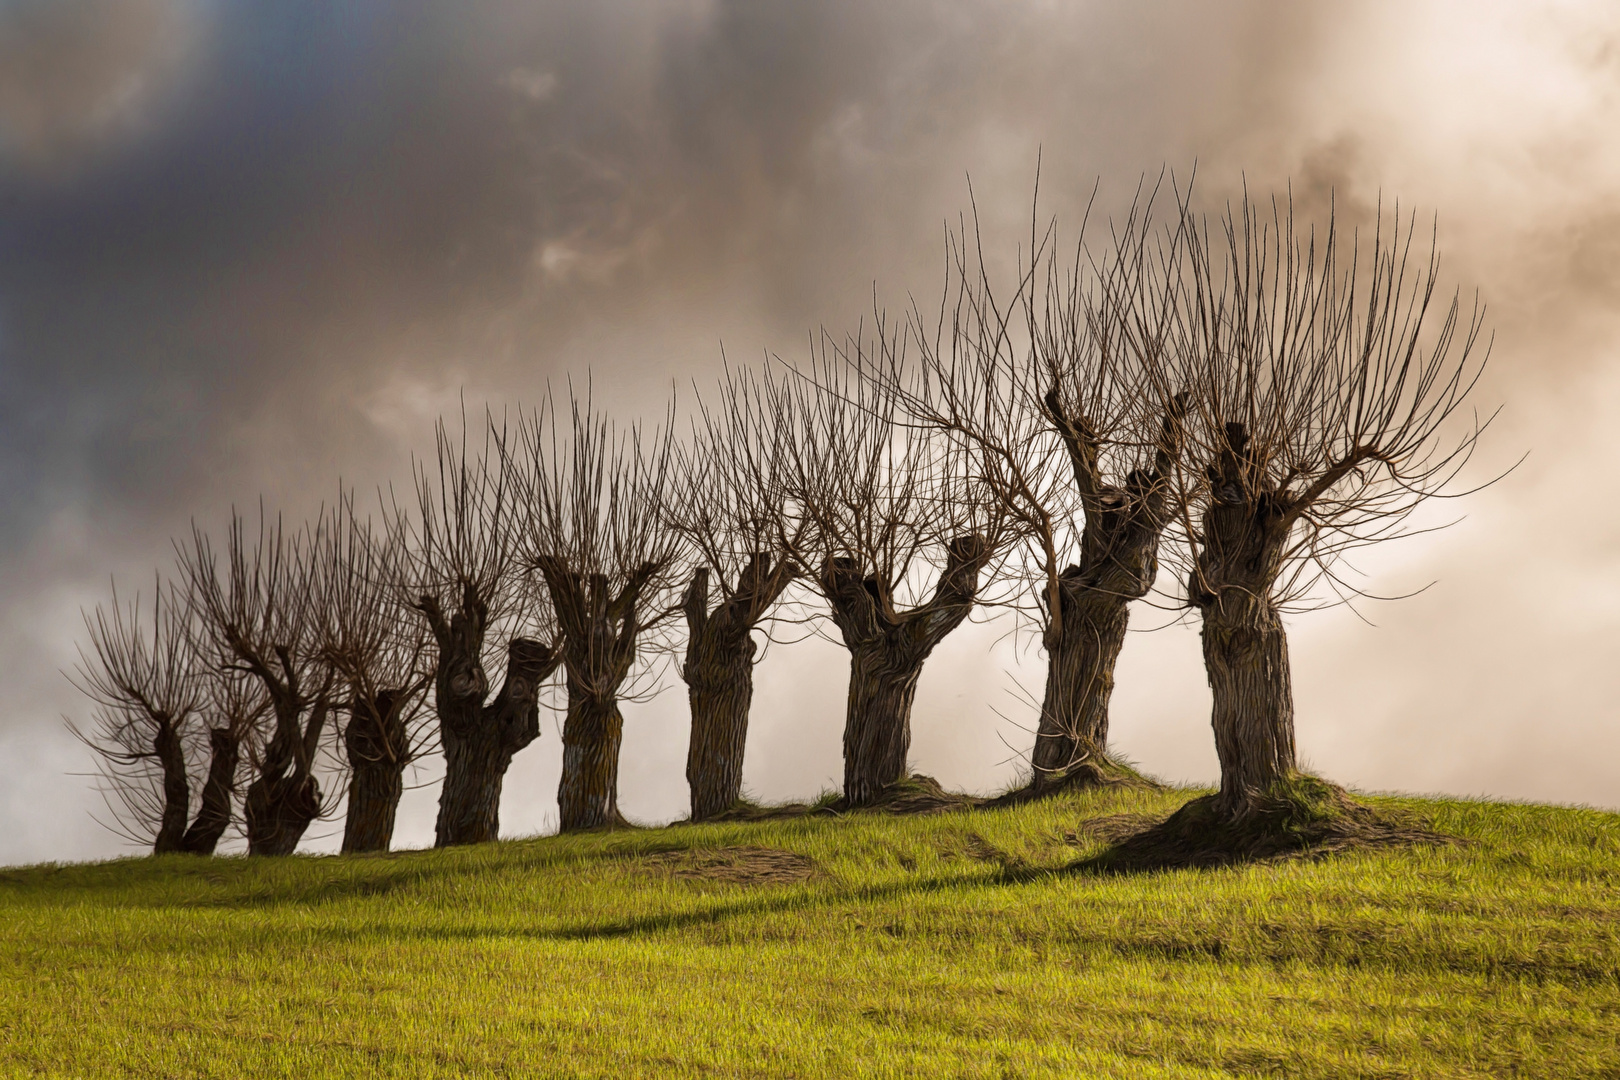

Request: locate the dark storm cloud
(3, 0), (1618, 863)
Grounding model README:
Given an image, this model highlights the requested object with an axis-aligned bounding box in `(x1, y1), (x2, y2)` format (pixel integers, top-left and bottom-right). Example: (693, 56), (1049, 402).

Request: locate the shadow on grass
(310, 865), (1027, 947)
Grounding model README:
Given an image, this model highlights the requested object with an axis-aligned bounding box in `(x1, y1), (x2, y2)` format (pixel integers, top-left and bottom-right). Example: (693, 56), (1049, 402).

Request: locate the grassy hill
(2, 783), (1618, 1078)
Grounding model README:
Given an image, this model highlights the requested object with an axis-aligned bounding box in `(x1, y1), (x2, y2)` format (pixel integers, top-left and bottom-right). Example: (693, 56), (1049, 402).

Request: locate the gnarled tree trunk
(1029, 390), (1186, 791)
(180, 726), (240, 854)
(1190, 422), (1298, 821)
(244, 769), (322, 856)
(684, 637), (754, 821)
(244, 678), (331, 857)
(345, 762), (403, 854)
(434, 638), (559, 847)
(342, 688), (413, 854)
(152, 719), (190, 854)
(1030, 578), (1130, 789)
(540, 560), (660, 833)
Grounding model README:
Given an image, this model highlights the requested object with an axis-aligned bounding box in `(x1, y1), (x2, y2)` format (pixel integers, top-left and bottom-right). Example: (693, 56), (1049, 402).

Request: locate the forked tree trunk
(435, 638), (558, 847)
(684, 642), (754, 821)
(180, 727), (239, 855)
(821, 536), (991, 808)
(540, 560), (660, 834)
(1030, 581), (1130, 790)
(1202, 590), (1296, 818)
(558, 691), (624, 830)
(681, 558), (797, 822)
(1032, 390), (1187, 790)
(152, 719), (190, 854)
(842, 647), (926, 805)
(244, 688), (331, 857)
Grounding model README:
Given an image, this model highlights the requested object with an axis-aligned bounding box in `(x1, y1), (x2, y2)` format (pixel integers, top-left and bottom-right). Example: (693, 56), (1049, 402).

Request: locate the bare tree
(179, 511), (335, 856)
(668, 366), (803, 821)
(70, 575), (267, 854)
(764, 332), (1010, 806)
(888, 197), (1192, 792)
(392, 418), (561, 848)
(315, 493), (432, 854)
(514, 390), (683, 831)
(1171, 192), (1491, 820)
(70, 577), (204, 853)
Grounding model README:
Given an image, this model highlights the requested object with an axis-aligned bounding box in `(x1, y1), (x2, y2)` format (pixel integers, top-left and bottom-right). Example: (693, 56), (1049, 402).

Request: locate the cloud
(0, 0), (208, 176)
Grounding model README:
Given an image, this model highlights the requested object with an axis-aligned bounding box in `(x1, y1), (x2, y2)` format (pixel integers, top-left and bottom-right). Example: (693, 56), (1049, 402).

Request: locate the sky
(2, 0), (1618, 865)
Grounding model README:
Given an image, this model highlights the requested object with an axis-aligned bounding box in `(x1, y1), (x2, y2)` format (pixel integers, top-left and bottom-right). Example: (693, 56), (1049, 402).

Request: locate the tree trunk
(243, 771), (322, 856)
(842, 645), (926, 806)
(436, 730), (508, 846)
(435, 638), (556, 848)
(180, 727), (238, 855)
(683, 592), (758, 819)
(557, 692), (624, 830)
(680, 559), (797, 822)
(1030, 583), (1130, 789)
(819, 536), (991, 808)
(152, 720), (190, 854)
(684, 631), (756, 822)
(1201, 591), (1296, 818)
(539, 559), (661, 834)
(343, 764), (404, 854)
(343, 690), (408, 854)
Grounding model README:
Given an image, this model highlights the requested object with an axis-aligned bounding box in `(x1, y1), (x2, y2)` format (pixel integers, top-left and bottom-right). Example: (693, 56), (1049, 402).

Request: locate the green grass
(2, 785), (1618, 1078)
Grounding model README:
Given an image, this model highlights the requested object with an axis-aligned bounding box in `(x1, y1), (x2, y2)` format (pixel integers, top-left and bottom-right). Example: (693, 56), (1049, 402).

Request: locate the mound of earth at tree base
(987, 757), (1167, 808)
(701, 774), (979, 822)
(1080, 774), (1457, 871)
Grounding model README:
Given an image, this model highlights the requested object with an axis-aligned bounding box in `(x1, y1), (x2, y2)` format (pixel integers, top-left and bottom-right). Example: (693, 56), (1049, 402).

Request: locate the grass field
(2, 783), (1618, 1078)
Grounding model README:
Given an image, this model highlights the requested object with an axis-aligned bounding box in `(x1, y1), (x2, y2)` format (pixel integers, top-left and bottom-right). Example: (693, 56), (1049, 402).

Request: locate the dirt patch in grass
(637, 846), (821, 885)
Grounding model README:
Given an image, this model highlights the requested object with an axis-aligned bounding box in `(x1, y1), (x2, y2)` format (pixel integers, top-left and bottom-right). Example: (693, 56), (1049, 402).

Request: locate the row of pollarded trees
(71, 185), (1492, 855)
